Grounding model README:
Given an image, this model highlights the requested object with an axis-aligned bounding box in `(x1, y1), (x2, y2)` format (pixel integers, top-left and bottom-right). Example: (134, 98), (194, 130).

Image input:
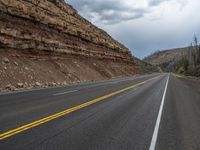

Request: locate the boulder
(24, 67), (29, 70)
(3, 57), (9, 63)
(35, 82), (42, 87)
(5, 84), (15, 91)
(52, 82), (56, 86)
(17, 83), (24, 88)
(14, 61), (18, 66)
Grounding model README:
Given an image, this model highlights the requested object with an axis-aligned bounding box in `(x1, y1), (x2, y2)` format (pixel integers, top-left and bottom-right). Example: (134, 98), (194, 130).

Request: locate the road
(0, 73), (200, 150)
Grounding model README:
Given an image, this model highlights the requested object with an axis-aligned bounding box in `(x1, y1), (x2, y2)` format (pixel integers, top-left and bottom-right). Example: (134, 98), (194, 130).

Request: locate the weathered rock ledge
(0, 0), (135, 63)
(0, 0), (139, 91)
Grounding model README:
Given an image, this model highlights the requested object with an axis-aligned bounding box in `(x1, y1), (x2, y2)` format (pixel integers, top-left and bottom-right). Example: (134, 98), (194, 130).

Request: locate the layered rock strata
(0, 0), (139, 91)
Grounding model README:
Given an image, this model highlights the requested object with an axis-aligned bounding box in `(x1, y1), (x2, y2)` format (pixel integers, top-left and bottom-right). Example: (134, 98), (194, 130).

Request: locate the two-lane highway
(0, 73), (200, 150)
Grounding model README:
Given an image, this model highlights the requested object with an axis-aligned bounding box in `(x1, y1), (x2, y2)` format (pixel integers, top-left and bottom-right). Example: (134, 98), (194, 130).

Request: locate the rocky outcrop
(0, 0), (139, 91)
(0, 0), (134, 63)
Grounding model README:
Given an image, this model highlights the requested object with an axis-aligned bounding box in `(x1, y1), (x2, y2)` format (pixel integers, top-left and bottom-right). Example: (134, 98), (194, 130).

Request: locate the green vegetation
(144, 35), (200, 77)
(175, 35), (200, 76)
(176, 58), (189, 73)
(134, 57), (160, 74)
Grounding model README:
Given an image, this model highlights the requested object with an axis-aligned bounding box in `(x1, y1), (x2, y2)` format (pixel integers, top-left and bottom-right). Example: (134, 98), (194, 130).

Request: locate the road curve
(0, 73), (200, 150)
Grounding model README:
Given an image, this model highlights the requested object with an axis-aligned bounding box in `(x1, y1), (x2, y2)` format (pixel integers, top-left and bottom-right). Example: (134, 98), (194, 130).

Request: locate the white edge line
(149, 74), (170, 150)
(53, 90), (78, 96)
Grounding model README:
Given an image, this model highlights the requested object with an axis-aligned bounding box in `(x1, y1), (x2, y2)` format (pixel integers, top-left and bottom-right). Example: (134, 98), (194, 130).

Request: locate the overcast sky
(66, 0), (200, 58)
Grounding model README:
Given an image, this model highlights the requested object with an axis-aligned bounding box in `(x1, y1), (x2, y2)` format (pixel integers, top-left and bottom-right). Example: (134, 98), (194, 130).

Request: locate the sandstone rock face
(0, 0), (134, 63)
(0, 0), (139, 91)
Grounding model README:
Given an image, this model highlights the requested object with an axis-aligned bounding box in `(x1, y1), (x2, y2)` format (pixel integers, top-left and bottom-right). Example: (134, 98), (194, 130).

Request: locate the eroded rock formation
(0, 0), (139, 91)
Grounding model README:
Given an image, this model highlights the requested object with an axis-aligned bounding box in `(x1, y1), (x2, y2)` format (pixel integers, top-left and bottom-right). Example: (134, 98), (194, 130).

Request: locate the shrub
(176, 58), (189, 73)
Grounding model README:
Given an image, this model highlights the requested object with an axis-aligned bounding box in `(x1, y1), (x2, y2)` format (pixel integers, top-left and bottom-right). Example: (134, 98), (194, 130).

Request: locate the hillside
(134, 57), (160, 73)
(144, 48), (188, 72)
(144, 44), (200, 76)
(0, 0), (141, 91)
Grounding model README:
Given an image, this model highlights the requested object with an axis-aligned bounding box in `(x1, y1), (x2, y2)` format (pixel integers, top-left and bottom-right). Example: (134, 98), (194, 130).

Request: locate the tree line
(176, 35), (200, 76)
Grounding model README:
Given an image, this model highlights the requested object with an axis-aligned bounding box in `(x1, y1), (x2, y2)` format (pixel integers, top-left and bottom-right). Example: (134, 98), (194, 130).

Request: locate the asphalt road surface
(0, 73), (200, 150)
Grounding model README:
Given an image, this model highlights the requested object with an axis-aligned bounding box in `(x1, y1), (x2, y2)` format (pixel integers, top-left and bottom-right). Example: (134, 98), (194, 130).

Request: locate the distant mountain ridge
(144, 47), (188, 72)
(144, 43), (200, 77)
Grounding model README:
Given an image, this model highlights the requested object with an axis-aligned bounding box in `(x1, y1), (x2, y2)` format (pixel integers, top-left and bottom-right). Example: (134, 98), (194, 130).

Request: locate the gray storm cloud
(66, 0), (200, 58)
(66, 0), (172, 24)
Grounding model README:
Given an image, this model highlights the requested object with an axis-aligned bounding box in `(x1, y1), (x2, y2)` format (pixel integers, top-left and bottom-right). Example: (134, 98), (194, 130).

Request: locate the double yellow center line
(0, 76), (158, 140)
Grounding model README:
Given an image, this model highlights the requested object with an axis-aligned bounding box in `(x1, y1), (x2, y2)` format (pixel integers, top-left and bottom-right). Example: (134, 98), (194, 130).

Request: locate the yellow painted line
(0, 76), (159, 140)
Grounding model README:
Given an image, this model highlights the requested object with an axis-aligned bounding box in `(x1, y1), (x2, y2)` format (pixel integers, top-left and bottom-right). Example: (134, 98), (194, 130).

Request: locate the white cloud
(67, 0), (200, 58)
(67, 0), (186, 24)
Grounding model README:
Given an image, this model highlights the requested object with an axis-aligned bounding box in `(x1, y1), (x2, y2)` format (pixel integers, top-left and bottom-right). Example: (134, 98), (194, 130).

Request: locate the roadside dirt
(0, 49), (139, 92)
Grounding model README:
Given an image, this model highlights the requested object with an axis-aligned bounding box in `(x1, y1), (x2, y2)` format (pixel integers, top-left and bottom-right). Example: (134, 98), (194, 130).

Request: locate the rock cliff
(0, 0), (139, 91)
